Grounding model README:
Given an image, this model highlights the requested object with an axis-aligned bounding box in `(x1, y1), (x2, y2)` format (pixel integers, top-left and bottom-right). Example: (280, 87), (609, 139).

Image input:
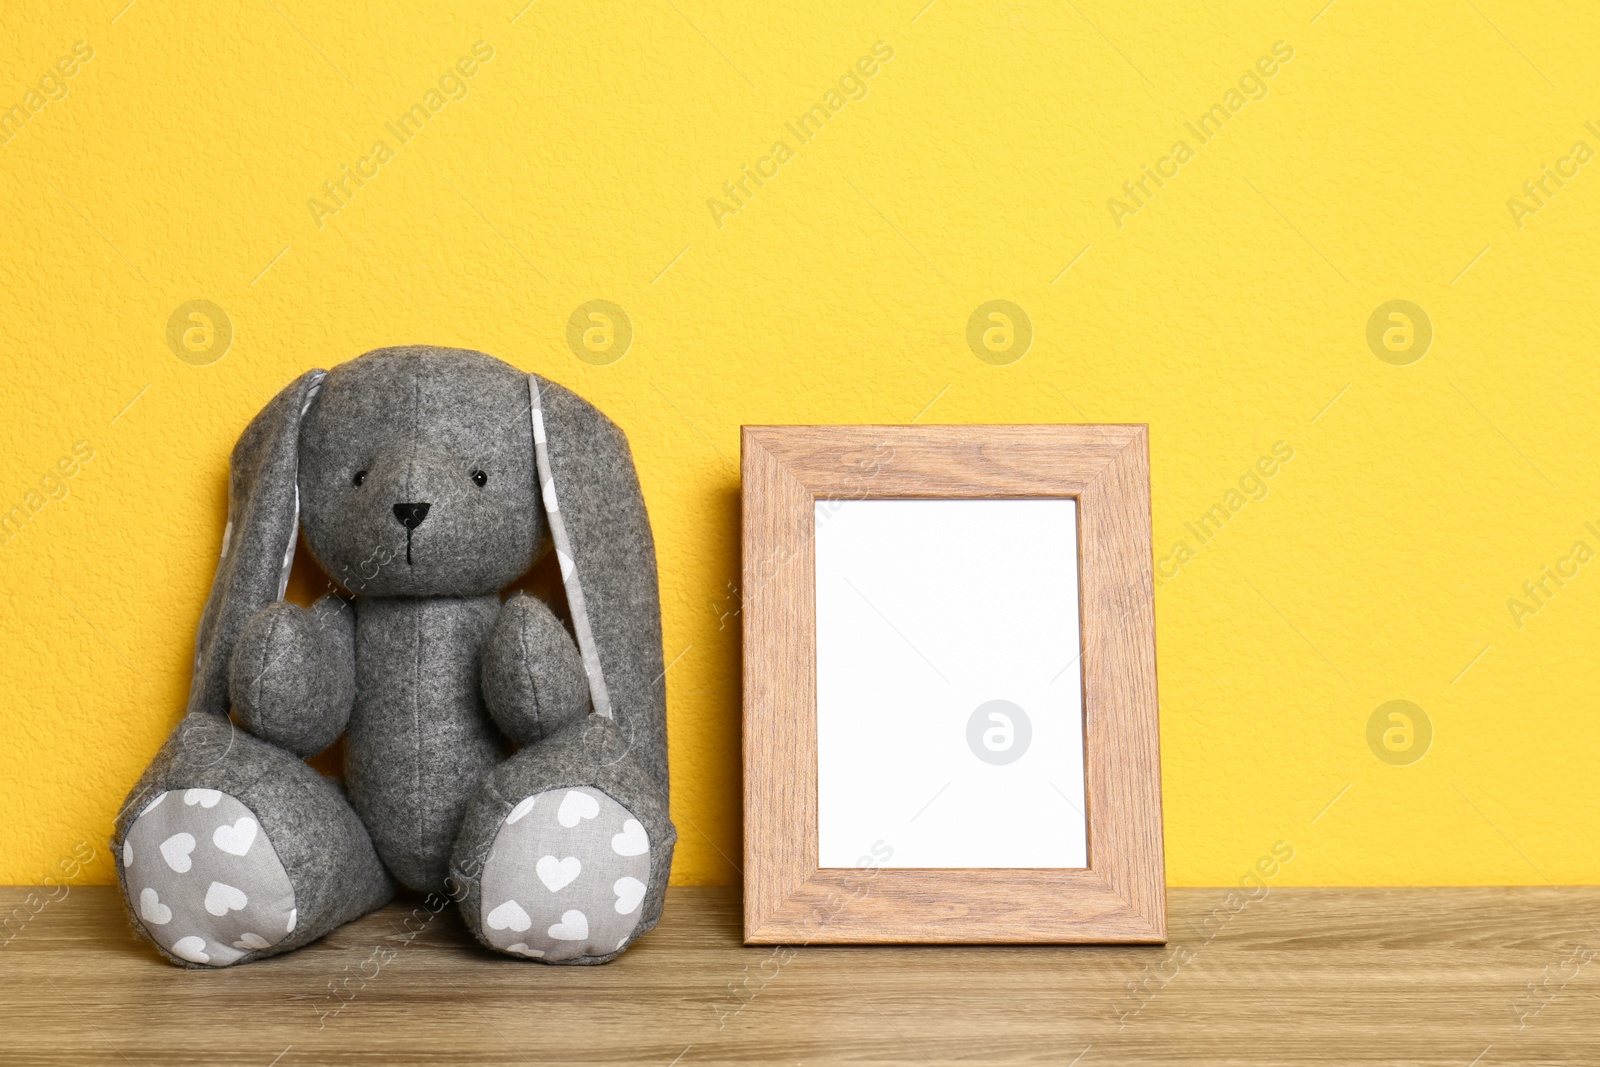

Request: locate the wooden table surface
(1, 885), (1595, 1065)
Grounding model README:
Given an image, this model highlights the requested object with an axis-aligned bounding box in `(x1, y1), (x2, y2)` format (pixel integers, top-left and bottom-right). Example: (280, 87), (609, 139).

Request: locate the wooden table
(2, 885), (1595, 1065)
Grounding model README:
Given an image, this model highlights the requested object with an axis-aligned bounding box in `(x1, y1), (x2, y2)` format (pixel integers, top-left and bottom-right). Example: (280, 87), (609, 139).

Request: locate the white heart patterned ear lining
(277, 371), (327, 600)
(528, 376), (614, 721)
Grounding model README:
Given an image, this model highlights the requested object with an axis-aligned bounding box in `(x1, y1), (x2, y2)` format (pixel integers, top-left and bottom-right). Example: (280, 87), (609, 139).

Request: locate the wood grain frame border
(741, 425), (1164, 944)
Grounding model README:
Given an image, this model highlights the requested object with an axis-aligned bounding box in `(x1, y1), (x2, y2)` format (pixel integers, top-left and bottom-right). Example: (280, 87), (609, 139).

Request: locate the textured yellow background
(2, 0), (1596, 889)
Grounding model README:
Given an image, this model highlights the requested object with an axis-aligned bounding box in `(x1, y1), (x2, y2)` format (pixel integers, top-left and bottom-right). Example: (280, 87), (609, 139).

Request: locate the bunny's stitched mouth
(392, 502), (431, 565)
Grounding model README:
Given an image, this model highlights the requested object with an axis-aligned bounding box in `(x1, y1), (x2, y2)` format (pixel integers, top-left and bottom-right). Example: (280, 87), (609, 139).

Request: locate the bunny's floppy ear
(186, 369), (327, 718)
(527, 375), (668, 797)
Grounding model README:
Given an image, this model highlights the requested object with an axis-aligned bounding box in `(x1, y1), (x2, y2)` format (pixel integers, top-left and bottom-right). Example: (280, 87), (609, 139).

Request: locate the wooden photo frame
(741, 425), (1164, 944)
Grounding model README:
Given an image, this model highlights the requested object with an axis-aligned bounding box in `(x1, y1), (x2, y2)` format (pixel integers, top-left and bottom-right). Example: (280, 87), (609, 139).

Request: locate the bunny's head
(181, 347), (665, 762)
(298, 348), (545, 598)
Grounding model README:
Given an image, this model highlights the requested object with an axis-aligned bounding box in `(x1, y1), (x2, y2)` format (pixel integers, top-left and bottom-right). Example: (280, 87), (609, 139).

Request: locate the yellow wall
(3, 0), (1597, 889)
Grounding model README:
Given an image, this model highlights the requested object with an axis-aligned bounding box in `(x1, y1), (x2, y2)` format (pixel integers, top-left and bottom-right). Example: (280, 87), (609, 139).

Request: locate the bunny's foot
(115, 713), (394, 967)
(120, 786), (298, 966)
(476, 785), (652, 961)
(451, 716), (676, 964)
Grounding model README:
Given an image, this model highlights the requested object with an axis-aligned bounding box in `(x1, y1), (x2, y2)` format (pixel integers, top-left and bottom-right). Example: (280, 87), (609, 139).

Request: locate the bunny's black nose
(393, 502), (431, 530)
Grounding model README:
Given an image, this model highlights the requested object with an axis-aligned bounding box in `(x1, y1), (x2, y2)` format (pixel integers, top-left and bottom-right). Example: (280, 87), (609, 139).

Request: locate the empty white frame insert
(813, 498), (1087, 869)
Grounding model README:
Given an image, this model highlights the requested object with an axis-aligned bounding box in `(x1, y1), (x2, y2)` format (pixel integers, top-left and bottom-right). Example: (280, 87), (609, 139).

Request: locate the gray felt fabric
(346, 593), (507, 892)
(187, 370), (326, 719)
(481, 593), (590, 745)
(478, 786), (651, 961)
(122, 789), (296, 966)
(228, 595), (356, 757)
(532, 376), (671, 800)
(298, 349), (547, 599)
(528, 380), (613, 722)
(114, 712), (395, 968)
(116, 346), (673, 967)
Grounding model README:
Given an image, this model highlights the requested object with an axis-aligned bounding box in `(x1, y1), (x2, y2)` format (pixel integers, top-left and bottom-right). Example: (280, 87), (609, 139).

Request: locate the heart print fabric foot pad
(479, 787), (651, 962)
(120, 789), (297, 966)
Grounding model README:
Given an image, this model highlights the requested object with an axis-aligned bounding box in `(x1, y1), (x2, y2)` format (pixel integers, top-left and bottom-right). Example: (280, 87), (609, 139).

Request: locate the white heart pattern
(170, 936), (210, 963)
(536, 855), (581, 892)
(138, 887), (171, 925)
(287, 908), (297, 934)
(204, 881), (248, 917)
(487, 899), (532, 932)
(557, 791), (600, 828)
(184, 788), (222, 808)
(160, 833), (196, 873)
(212, 817), (258, 857)
(547, 910), (589, 941)
(233, 932), (271, 950)
(478, 786), (652, 961)
(506, 796), (538, 824)
(611, 819), (649, 857)
(613, 876), (646, 915)
(122, 841), (133, 869)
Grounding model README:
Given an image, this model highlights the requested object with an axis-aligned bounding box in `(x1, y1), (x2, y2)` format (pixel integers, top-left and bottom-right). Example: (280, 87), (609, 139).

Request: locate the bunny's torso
(346, 593), (505, 891)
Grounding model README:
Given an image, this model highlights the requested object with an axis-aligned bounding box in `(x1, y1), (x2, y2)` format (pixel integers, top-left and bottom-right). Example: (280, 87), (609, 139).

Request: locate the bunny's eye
(352, 470), (367, 487)
(470, 469), (488, 488)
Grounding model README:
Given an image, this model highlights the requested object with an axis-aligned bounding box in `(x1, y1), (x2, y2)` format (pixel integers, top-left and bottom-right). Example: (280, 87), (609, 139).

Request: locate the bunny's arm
(227, 593), (356, 756)
(481, 593), (590, 745)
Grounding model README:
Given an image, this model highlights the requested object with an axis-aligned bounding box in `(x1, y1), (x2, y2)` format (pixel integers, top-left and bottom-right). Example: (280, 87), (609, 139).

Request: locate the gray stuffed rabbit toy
(112, 346), (675, 966)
